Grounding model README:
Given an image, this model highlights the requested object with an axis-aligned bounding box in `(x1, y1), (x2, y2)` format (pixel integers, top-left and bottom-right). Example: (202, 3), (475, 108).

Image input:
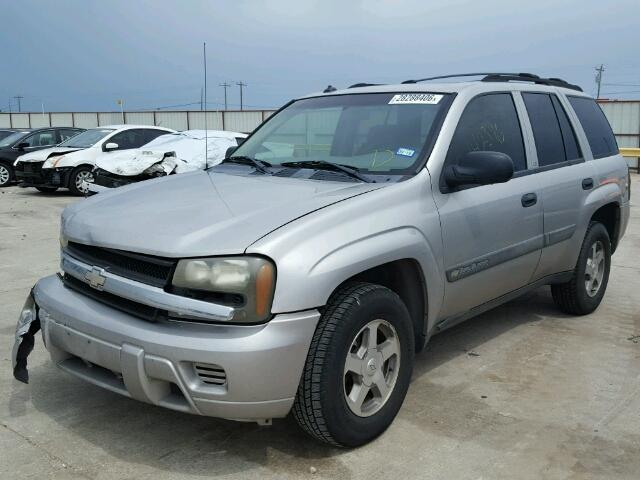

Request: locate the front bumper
(15, 162), (73, 188)
(94, 168), (155, 189)
(14, 161), (47, 186)
(28, 274), (319, 421)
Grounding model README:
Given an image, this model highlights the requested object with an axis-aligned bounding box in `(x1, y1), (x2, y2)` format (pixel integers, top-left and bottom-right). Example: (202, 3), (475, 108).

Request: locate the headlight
(172, 256), (276, 323)
(51, 156), (66, 168)
(143, 162), (167, 176)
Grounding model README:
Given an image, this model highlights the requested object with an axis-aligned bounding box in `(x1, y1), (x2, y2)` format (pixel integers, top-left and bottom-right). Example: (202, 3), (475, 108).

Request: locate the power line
(236, 82), (246, 111)
(219, 82), (231, 110)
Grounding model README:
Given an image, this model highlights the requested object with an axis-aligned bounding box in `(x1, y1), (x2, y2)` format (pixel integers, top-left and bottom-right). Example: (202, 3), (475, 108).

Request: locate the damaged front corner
(11, 291), (41, 384)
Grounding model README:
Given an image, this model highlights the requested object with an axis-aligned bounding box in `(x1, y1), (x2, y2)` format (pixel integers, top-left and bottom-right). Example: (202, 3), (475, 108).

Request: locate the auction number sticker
(388, 93), (443, 105)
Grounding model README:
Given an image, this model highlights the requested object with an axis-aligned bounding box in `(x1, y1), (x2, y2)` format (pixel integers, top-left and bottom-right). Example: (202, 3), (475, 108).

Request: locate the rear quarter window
(568, 97), (618, 159)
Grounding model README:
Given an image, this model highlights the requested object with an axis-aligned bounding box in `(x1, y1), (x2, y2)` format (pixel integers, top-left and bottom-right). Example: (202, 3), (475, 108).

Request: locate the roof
(98, 124), (174, 130)
(302, 73), (591, 100)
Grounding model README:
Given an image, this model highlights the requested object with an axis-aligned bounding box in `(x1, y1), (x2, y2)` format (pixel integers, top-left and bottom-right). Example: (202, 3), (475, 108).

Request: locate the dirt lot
(1, 177), (639, 480)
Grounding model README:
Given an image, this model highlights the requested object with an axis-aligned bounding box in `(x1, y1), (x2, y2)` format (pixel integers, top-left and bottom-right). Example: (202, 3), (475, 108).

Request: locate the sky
(1, 0), (639, 112)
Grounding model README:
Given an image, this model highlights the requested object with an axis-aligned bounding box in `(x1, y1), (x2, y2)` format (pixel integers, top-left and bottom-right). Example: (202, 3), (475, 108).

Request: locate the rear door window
(522, 93), (581, 167)
(108, 129), (147, 150)
(568, 96), (618, 159)
(142, 129), (169, 144)
(21, 130), (57, 148)
(446, 93), (527, 171)
(59, 129), (82, 142)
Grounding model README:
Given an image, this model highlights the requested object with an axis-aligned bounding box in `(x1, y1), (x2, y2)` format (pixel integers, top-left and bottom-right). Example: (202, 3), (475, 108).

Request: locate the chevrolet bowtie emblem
(85, 266), (107, 290)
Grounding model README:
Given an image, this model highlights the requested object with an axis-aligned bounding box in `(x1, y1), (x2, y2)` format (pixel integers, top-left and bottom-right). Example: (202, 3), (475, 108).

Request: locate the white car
(91, 130), (246, 190)
(14, 125), (174, 194)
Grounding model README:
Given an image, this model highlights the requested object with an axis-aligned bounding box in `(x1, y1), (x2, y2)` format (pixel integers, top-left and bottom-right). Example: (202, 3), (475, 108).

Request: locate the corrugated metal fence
(0, 110), (277, 133)
(598, 100), (639, 171)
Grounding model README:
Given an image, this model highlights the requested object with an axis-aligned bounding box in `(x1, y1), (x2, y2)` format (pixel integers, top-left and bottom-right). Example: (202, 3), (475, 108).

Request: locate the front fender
(247, 172), (445, 331)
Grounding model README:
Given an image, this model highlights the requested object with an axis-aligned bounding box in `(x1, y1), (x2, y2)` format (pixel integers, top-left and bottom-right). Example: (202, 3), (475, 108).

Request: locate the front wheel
(551, 221), (611, 315)
(292, 282), (414, 447)
(68, 166), (95, 195)
(0, 163), (13, 187)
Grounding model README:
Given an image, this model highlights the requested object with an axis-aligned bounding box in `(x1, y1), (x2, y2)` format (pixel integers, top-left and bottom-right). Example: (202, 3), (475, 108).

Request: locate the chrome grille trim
(61, 251), (235, 322)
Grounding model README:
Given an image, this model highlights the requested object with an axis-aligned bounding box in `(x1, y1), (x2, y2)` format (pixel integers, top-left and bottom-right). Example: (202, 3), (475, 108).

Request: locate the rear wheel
(0, 164), (12, 187)
(551, 222), (611, 315)
(68, 166), (94, 195)
(292, 282), (414, 447)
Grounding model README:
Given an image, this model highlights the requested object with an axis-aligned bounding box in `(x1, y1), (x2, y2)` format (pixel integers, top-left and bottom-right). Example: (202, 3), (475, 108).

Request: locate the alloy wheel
(0, 165), (10, 186)
(343, 319), (401, 417)
(585, 240), (605, 297)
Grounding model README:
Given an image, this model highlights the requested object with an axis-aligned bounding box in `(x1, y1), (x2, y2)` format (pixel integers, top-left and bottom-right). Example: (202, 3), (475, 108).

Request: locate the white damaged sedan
(90, 130), (247, 191)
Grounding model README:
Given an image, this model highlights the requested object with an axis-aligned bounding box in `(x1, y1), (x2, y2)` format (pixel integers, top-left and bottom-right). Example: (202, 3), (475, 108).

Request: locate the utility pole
(13, 95), (23, 112)
(116, 99), (125, 123)
(200, 87), (204, 111)
(236, 82), (246, 111)
(219, 82), (231, 110)
(595, 64), (605, 99)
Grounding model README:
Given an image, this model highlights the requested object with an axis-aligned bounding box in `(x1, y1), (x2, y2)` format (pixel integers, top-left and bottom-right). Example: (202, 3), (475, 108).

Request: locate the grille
(194, 363), (227, 386)
(62, 274), (164, 322)
(66, 242), (176, 288)
(22, 161), (44, 174)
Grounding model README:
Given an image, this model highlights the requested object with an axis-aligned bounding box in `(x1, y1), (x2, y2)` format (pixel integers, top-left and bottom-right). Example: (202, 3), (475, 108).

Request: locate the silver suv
(13, 73), (631, 447)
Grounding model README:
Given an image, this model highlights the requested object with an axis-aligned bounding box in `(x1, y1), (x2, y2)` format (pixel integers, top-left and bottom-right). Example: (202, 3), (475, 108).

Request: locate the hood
(17, 147), (81, 163)
(96, 133), (243, 176)
(63, 169), (381, 257)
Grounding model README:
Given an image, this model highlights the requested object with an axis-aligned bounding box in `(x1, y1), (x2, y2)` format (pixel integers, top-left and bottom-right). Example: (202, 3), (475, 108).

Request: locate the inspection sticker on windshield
(396, 148), (415, 157)
(388, 93), (443, 105)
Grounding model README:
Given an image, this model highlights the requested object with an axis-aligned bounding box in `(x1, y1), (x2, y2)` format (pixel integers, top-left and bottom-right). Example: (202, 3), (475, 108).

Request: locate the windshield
(0, 131), (29, 148)
(59, 128), (114, 148)
(231, 92), (449, 175)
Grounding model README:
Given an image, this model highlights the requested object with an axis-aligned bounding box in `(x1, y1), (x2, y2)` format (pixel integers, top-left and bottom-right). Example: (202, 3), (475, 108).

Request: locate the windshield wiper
(281, 160), (374, 183)
(221, 156), (273, 175)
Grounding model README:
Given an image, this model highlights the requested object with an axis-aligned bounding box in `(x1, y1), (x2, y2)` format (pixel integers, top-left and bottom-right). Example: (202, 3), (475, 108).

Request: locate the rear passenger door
(105, 129), (147, 151)
(434, 93), (544, 318)
(521, 92), (597, 281)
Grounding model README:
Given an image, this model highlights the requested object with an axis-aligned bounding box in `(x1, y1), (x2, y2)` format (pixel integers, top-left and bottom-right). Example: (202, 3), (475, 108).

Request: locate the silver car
(13, 73), (631, 447)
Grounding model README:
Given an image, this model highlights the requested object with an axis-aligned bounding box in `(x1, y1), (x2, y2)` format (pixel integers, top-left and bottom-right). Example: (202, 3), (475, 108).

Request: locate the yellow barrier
(620, 148), (640, 157)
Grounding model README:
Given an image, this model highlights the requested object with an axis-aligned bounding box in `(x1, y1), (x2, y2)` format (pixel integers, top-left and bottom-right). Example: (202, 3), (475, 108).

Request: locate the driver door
(433, 93), (543, 319)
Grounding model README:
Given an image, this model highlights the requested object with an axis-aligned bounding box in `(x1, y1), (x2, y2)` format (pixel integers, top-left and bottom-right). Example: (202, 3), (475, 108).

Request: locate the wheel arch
(590, 201), (621, 253)
(327, 259), (428, 353)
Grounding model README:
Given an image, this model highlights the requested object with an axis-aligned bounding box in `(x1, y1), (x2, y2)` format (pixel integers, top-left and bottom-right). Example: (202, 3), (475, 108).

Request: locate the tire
(292, 282), (414, 447)
(35, 186), (59, 193)
(68, 166), (95, 195)
(551, 221), (611, 315)
(0, 163), (13, 187)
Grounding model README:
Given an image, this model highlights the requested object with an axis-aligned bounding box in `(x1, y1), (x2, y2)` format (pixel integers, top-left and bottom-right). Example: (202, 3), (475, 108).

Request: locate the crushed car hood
(17, 147), (82, 163)
(96, 149), (173, 176)
(62, 169), (381, 257)
(95, 130), (244, 176)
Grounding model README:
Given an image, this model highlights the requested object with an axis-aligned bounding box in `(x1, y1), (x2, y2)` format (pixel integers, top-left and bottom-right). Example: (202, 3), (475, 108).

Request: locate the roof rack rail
(348, 82), (384, 88)
(401, 72), (582, 92)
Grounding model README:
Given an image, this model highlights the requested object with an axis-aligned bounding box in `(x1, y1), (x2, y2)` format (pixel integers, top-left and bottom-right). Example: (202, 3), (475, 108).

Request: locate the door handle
(582, 178), (594, 190)
(521, 192), (537, 208)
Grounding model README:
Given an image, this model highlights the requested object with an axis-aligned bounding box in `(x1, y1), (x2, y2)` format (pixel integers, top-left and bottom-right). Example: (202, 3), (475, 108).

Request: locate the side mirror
(225, 146), (237, 158)
(444, 151), (514, 189)
(103, 142), (119, 152)
(16, 142), (29, 151)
